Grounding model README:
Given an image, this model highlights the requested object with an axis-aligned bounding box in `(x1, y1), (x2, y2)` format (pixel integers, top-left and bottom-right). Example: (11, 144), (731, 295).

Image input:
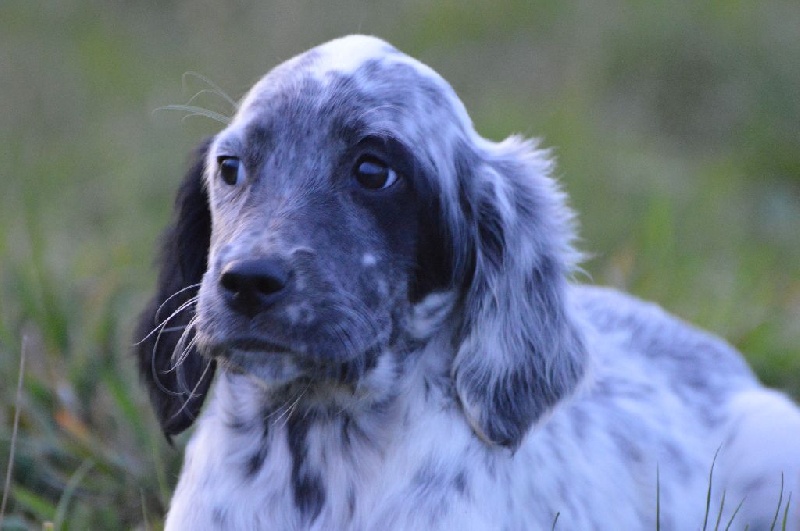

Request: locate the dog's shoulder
(571, 284), (757, 393)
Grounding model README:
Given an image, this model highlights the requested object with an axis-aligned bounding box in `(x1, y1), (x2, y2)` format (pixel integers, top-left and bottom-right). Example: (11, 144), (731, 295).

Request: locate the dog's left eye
(218, 156), (245, 187)
(353, 156), (398, 190)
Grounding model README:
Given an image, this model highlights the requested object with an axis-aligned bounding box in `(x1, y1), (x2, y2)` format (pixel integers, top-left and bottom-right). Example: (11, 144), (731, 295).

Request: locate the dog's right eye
(218, 157), (244, 187)
(353, 155), (398, 190)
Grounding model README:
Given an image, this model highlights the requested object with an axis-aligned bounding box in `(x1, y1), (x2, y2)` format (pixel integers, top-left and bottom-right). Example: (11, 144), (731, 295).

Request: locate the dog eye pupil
(354, 157), (397, 190)
(219, 157), (243, 186)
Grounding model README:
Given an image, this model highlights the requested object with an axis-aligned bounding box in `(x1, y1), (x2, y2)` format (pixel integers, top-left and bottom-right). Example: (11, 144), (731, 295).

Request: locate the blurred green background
(1, 0), (798, 528)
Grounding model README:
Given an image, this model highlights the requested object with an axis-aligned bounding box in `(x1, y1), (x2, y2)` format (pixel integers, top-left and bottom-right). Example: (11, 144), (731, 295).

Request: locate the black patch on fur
(294, 467), (325, 519)
(242, 403), (278, 478)
(341, 413), (368, 451)
(287, 413), (326, 521)
(452, 149), (482, 291)
(610, 427), (644, 464)
(453, 470), (469, 497)
(412, 464), (437, 488)
(410, 171), (453, 302)
(347, 488), (357, 519)
(245, 436), (269, 478)
(475, 191), (505, 271)
(245, 449), (267, 479)
(321, 344), (382, 385)
(211, 507), (227, 526)
(225, 412), (253, 434)
(134, 139), (216, 438)
(486, 365), (557, 447)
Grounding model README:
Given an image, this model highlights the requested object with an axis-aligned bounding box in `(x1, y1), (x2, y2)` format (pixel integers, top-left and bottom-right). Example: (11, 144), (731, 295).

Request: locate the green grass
(2, 0), (799, 527)
(653, 452), (789, 531)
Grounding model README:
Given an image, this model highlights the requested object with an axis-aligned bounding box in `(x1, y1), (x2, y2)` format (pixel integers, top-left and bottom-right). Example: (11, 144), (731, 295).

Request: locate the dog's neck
(213, 365), (414, 458)
(175, 341), (470, 527)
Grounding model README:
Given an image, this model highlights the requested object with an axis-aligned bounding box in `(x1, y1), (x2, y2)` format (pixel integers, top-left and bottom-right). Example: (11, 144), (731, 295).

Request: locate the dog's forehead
(232, 35), (461, 128)
(210, 35), (474, 177)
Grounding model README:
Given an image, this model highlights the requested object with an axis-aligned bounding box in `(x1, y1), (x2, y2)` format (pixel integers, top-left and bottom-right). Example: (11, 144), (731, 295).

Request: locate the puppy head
(136, 36), (586, 445)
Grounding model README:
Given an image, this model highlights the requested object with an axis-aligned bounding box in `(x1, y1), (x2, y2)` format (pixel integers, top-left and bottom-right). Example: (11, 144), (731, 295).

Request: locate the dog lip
(225, 337), (295, 354)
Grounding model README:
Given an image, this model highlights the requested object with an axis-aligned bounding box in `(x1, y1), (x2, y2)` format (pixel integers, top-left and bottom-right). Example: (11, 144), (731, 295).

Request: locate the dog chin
(219, 348), (306, 388)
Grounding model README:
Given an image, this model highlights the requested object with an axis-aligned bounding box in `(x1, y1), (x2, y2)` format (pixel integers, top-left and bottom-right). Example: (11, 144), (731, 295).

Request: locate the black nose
(219, 259), (290, 316)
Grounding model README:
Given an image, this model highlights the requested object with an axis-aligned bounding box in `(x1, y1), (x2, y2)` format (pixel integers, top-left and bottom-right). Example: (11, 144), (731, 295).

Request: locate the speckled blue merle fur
(135, 35), (800, 530)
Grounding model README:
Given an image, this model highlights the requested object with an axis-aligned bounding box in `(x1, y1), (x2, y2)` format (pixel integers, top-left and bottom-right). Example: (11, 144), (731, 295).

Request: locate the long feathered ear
(450, 135), (587, 450)
(135, 139), (216, 438)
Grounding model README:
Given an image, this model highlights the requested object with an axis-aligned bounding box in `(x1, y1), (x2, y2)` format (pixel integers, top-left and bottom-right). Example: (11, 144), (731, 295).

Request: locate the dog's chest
(166, 398), (521, 529)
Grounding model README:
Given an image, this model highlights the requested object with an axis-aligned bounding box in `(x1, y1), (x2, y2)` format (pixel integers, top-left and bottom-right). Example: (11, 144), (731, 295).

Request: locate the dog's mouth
(225, 337), (295, 355)
(204, 334), (377, 387)
(206, 336), (305, 386)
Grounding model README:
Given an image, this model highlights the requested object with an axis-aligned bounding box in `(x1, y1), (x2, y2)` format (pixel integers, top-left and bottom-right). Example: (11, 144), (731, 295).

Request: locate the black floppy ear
(450, 136), (587, 450)
(135, 139), (215, 438)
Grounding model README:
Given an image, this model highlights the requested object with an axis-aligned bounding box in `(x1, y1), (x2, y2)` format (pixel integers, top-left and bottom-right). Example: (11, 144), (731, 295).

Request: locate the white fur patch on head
(312, 34), (397, 78)
(361, 253), (378, 267)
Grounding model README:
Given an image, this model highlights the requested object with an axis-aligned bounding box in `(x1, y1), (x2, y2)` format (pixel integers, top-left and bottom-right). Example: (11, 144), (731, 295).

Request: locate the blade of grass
(102, 365), (147, 441)
(723, 496), (746, 531)
(656, 464), (661, 531)
(152, 438), (171, 510)
(8, 485), (56, 523)
(769, 473), (784, 531)
(714, 491), (727, 530)
(140, 489), (149, 531)
(0, 337), (27, 527)
(703, 447), (722, 530)
(780, 492), (791, 531)
(53, 458), (94, 530)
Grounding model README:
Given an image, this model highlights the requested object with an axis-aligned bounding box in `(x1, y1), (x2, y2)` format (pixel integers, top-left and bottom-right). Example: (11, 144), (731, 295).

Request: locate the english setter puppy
(136, 35), (800, 530)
